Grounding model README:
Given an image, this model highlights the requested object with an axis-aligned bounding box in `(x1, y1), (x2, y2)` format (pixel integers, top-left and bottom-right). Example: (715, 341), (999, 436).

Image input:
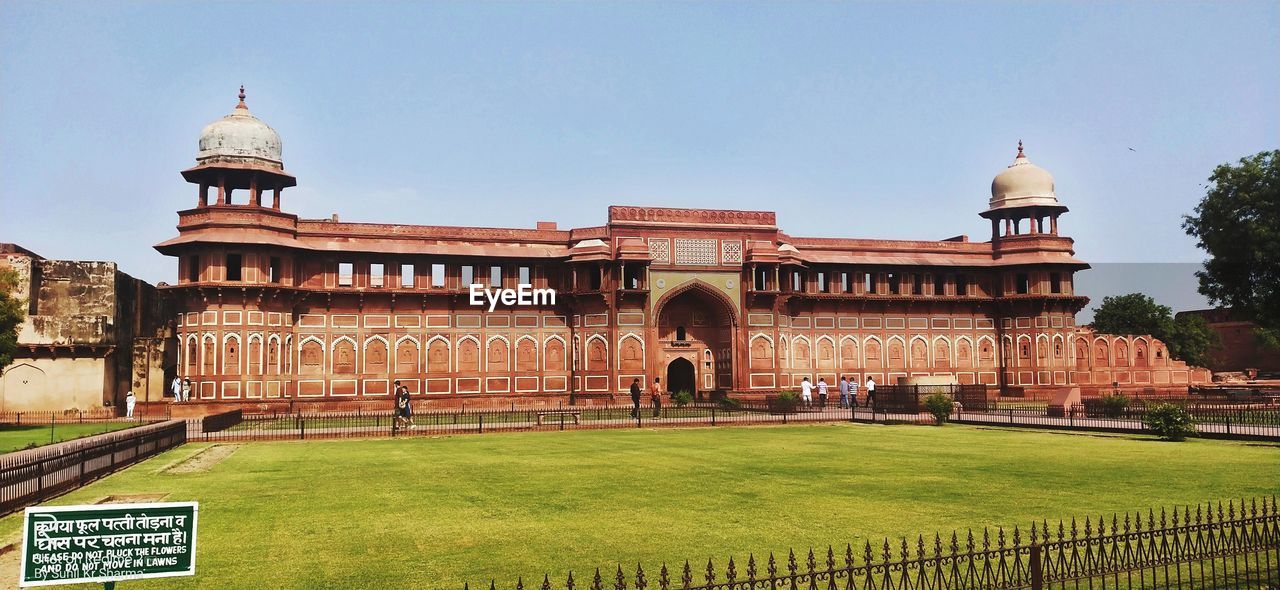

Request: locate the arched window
(365, 338), (388, 374)
(222, 335), (241, 375)
(396, 339), (419, 374)
(332, 339), (356, 374)
(544, 338), (566, 372)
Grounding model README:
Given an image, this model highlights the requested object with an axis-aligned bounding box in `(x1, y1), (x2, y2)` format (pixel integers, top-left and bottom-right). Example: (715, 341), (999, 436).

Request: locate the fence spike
(543, 574), (552, 590)
(1056, 520), (1065, 542)
(636, 563), (646, 590)
(1228, 499), (1236, 520)
(1160, 507), (1167, 529)
(845, 544), (855, 568)
(948, 532), (958, 556)
(726, 557), (736, 583)
(704, 558), (715, 586)
(1028, 523), (1037, 546)
(659, 564), (669, 590)
(882, 538), (892, 562)
(965, 529), (975, 553)
(899, 538), (908, 561)
(806, 548), (816, 573)
(593, 568), (604, 590)
(916, 535), (926, 560)
(826, 546), (835, 570)
(1012, 527), (1020, 547)
(747, 554), (758, 581)
(768, 553), (778, 579)
(616, 564), (626, 590)
(681, 562), (691, 590)
(491, 581), (498, 590)
(1083, 515), (1092, 539)
(789, 548), (798, 575)
(568, 571), (576, 590)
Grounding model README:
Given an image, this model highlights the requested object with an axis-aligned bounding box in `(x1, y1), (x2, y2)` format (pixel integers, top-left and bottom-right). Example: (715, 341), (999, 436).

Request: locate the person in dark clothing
(651, 377), (662, 418)
(629, 378), (642, 418)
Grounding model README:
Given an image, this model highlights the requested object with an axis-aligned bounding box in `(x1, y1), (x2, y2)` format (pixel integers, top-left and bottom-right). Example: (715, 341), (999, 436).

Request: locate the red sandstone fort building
(149, 90), (1208, 409)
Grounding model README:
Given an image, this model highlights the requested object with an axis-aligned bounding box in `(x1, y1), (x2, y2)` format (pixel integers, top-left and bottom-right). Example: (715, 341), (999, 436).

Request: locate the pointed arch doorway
(654, 280), (738, 396)
(665, 357), (696, 397)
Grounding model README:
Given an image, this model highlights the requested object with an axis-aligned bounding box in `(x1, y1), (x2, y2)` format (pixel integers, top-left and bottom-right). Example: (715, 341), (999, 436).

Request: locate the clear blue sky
(1, 2), (1276, 315)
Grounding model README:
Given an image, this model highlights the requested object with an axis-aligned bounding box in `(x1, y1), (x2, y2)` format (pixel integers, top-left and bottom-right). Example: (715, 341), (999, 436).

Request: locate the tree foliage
(923, 393), (954, 425)
(1143, 403), (1196, 442)
(1183, 150), (1280, 349)
(1089, 293), (1216, 366)
(0, 267), (26, 372)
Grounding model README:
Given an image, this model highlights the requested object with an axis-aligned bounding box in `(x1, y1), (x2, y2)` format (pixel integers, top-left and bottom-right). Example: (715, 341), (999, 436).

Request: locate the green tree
(1090, 293), (1216, 366)
(0, 267), (26, 372)
(1183, 150), (1280, 350)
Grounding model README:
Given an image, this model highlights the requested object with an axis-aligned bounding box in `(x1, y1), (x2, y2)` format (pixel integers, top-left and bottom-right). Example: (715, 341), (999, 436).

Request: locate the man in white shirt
(170, 376), (183, 402)
(800, 377), (814, 408)
(865, 377), (876, 409)
(124, 391), (136, 418)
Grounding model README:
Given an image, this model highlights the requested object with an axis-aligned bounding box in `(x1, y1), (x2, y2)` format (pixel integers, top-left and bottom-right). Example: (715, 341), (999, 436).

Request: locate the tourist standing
(124, 391), (136, 418)
(629, 378), (642, 418)
(838, 376), (850, 408)
(800, 377), (813, 409)
(865, 376), (876, 409)
(849, 376), (859, 408)
(394, 380), (413, 430)
(181, 378), (192, 402)
(170, 375), (183, 402)
(817, 378), (829, 409)
(650, 377), (662, 418)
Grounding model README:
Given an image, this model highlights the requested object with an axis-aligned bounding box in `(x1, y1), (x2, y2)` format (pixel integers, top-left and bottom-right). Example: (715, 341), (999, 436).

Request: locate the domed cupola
(196, 86), (284, 168)
(980, 141), (1068, 240)
(181, 86), (297, 210)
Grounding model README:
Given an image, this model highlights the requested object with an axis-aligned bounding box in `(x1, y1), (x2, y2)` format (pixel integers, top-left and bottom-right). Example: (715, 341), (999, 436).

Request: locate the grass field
(0, 421), (139, 453)
(1, 423), (1277, 589)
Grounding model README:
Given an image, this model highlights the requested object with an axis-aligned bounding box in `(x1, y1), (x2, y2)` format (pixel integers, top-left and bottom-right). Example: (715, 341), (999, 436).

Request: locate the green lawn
(1, 424), (1276, 589)
(0, 421), (139, 453)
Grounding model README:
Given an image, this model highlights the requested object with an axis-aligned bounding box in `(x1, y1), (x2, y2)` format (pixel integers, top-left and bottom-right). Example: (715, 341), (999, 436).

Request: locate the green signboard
(19, 502), (198, 587)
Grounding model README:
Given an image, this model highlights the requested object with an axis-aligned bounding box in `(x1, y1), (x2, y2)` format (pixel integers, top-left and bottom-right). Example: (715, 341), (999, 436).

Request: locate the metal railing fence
(471, 497), (1279, 590)
(0, 420), (187, 517)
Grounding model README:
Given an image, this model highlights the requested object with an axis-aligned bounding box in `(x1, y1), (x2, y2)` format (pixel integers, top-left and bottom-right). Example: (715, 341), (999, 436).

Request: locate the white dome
(989, 142), (1060, 211)
(195, 87), (283, 169)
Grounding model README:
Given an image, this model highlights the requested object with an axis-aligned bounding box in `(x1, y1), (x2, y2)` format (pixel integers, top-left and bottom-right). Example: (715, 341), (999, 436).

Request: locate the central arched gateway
(665, 357), (696, 398)
(653, 281), (738, 397)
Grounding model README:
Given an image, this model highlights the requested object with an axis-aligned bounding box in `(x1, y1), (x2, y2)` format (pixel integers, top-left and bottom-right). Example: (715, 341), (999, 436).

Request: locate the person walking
(849, 376), (859, 408)
(629, 378), (642, 419)
(838, 376), (850, 409)
(800, 377), (813, 409)
(124, 391), (136, 418)
(650, 377), (662, 418)
(817, 378), (829, 409)
(394, 381), (414, 430)
(865, 376), (876, 409)
(181, 378), (192, 402)
(170, 375), (183, 403)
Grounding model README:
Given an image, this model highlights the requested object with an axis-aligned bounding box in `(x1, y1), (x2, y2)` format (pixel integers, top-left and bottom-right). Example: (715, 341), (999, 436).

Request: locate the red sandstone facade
(155, 93), (1209, 409)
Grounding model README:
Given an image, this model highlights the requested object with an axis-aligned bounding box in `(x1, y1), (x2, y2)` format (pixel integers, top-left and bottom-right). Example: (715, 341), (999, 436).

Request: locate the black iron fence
(188, 401), (857, 442)
(180, 395), (1280, 443)
(0, 409), (134, 424)
(945, 402), (1280, 440)
(0, 420), (187, 517)
(472, 497), (1279, 590)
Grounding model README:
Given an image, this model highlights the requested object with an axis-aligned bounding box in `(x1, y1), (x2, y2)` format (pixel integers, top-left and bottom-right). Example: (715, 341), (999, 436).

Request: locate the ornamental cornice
(608, 205), (776, 226)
